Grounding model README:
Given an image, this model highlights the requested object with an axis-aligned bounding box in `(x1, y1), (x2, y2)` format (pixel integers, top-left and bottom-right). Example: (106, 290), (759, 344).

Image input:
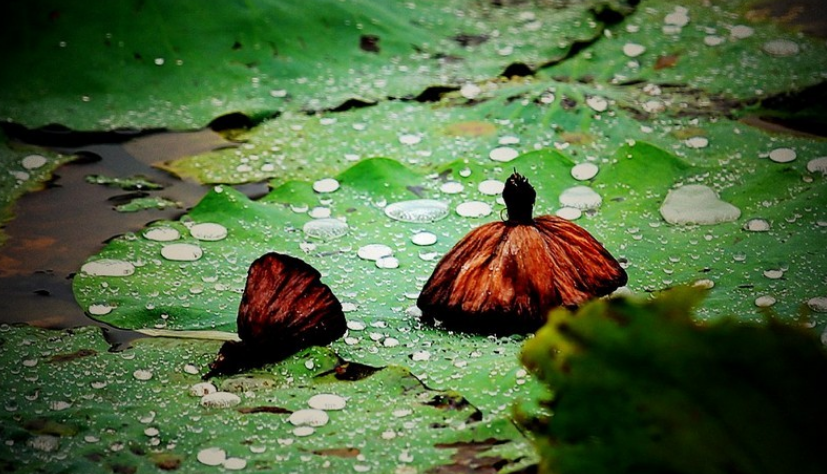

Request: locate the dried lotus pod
(417, 172), (627, 335)
(205, 252), (346, 378)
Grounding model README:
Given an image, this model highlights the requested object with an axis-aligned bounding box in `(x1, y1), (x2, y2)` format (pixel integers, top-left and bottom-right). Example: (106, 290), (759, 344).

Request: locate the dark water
(0, 129), (265, 345)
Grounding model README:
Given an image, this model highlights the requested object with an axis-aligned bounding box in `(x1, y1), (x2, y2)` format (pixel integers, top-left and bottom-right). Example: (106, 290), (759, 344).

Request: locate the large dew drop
(143, 227), (180, 242)
(559, 186), (602, 210)
(571, 163), (599, 181)
(489, 147), (519, 162)
(81, 259), (136, 277)
(303, 218), (349, 240)
(385, 200), (449, 223)
(357, 244), (393, 261)
(161, 243), (203, 261)
(456, 201), (492, 218)
(288, 409), (329, 427)
(807, 157), (827, 174)
(478, 180), (505, 195)
(308, 394), (347, 411)
(22, 154), (48, 170)
(190, 223), (228, 241)
(660, 185), (741, 225)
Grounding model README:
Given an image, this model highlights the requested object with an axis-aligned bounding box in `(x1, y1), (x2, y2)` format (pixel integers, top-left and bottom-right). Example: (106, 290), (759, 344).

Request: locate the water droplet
(807, 297), (827, 312)
(357, 244), (392, 261)
(768, 147), (796, 163)
(459, 168), (472, 178)
(411, 231), (437, 246)
(411, 351), (431, 361)
(559, 186), (602, 210)
(586, 96), (608, 112)
(807, 157), (827, 174)
(383, 337), (400, 347)
(143, 227), (180, 242)
(303, 219), (349, 240)
(660, 185), (740, 225)
(198, 447), (227, 466)
(308, 394), (347, 411)
(313, 178), (340, 193)
(763, 269), (785, 280)
(385, 200), (449, 223)
(456, 201), (492, 218)
(744, 218), (770, 232)
(309, 207), (331, 219)
(133, 369), (153, 381)
(460, 83), (481, 99)
(643, 99), (665, 113)
(88, 303), (115, 315)
(499, 136), (520, 145)
(347, 321), (366, 331)
(556, 207), (582, 220)
(288, 409), (329, 427)
(730, 25), (754, 39)
(693, 279), (714, 289)
(189, 382), (217, 397)
(342, 302), (358, 312)
(478, 179), (504, 195)
(161, 243), (203, 261)
(755, 295), (776, 307)
(224, 458), (247, 470)
(398, 134), (421, 145)
(81, 259), (135, 277)
(144, 427), (160, 437)
(201, 392), (241, 408)
(763, 39), (799, 57)
(664, 7), (690, 27)
(489, 146), (519, 162)
(622, 43), (646, 57)
(376, 256), (400, 269)
(571, 163), (599, 181)
(270, 89), (288, 98)
(190, 223), (228, 241)
(28, 435), (59, 452)
(684, 137), (709, 149)
(184, 364), (200, 375)
(440, 181), (464, 194)
(294, 426), (315, 437)
(22, 154), (48, 170)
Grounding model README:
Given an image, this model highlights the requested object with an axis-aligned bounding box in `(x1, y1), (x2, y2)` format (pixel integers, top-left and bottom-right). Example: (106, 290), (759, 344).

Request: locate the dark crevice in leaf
(745, 80), (827, 138)
(452, 33), (489, 47)
(407, 85), (461, 103)
(315, 360), (384, 381)
(359, 34), (381, 53)
(324, 98), (378, 113)
(48, 348), (98, 363)
(207, 112), (255, 132)
(500, 62), (534, 78)
(237, 406), (292, 415)
(309, 447), (361, 458)
(429, 438), (515, 474)
(0, 122), (163, 148)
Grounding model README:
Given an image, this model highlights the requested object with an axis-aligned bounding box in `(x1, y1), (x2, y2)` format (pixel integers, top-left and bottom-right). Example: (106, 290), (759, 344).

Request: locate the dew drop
(357, 244), (393, 261)
(499, 136), (520, 145)
(456, 201), (492, 218)
(223, 458), (247, 470)
(768, 147), (796, 163)
(383, 337), (400, 347)
(375, 256), (400, 269)
(755, 295), (776, 307)
(622, 43), (646, 57)
(201, 392), (241, 408)
(161, 243), (203, 261)
(143, 227), (180, 242)
(88, 303), (116, 315)
(411, 231), (437, 246)
(559, 186), (602, 210)
(806, 157), (827, 174)
(586, 96), (608, 112)
(555, 207), (582, 220)
(460, 83), (481, 99)
(411, 351), (431, 361)
(384, 200), (449, 223)
(309, 207), (331, 219)
(440, 181), (464, 194)
(189, 382), (217, 397)
(190, 223), (228, 241)
(478, 179), (505, 195)
(807, 296), (827, 313)
(293, 426), (315, 437)
(308, 394), (347, 411)
(303, 219), (349, 240)
(347, 321), (366, 331)
(81, 259), (135, 277)
(762, 39), (799, 57)
(22, 154), (48, 170)
(313, 178), (340, 193)
(197, 447), (227, 466)
(730, 25), (754, 39)
(398, 134), (421, 145)
(571, 163), (599, 181)
(763, 269), (785, 280)
(684, 136), (709, 149)
(744, 218), (770, 232)
(489, 147), (519, 162)
(133, 369), (153, 381)
(659, 185), (740, 225)
(288, 409), (329, 427)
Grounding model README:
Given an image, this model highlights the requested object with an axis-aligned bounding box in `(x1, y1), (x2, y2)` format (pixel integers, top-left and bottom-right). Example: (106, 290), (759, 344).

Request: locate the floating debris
(190, 223), (228, 241)
(660, 185), (740, 225)
(143, 227), (181, 242)
(313, 178), (340, 193)
(303, 218), (349, 240)
(205, 253), (345, 378)
(489, 146), (519, 162)
(81, 259), (136, 277)
(161, 243), (203, 261)
(571, 163), (599, 181)
(559, 185), (602, 210)
(768, 147), (796, 163)
(384, 200), (449, 223)
(307, 394), (347, 411)
(357, 244), (393, 261)
(200, 391), (241, 408)
(418, 172), (626, 335)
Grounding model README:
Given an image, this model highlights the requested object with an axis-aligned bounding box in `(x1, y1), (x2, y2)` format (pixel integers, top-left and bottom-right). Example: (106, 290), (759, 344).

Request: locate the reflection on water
(0, 128), (265, 345)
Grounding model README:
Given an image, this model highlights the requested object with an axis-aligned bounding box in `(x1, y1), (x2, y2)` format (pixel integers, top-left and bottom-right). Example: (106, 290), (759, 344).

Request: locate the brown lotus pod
(417, 172), (627, 335)
(205, 252), (346, 378)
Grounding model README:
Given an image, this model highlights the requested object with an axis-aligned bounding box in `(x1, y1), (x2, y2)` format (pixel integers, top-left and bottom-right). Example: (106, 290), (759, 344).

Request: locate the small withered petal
(417, 173), (626, 336)
(206, 252), (346, 378)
